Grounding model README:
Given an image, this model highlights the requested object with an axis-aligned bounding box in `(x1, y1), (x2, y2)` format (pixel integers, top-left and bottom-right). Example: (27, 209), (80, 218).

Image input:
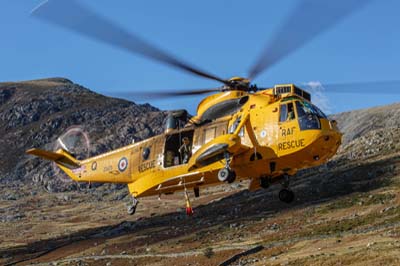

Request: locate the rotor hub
(223, 77), (257, 92)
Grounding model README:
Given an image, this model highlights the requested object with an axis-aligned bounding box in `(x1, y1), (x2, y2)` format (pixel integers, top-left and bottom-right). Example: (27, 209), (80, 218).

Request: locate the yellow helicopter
(27, 0), (377, 215)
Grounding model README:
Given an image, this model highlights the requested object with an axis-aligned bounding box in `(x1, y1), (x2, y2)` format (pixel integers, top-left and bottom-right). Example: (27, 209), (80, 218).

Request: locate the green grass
(302, 206), (400, 237)
(318, 193), (396, 214)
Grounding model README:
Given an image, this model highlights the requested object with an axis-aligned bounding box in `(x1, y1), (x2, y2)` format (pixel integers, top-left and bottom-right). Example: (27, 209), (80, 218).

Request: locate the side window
(204, 127), (216, 144)
(280, 102), (295, 122)
(287, 102), (295, 121)
(279, 104), (287, 122)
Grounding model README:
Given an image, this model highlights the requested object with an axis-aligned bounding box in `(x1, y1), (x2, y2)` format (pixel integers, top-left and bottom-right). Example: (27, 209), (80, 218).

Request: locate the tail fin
(26, 148), (80, 169)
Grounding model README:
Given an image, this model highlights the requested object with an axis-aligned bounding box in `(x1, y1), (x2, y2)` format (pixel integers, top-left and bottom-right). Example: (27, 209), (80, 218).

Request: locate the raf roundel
(118, 157), (128, 172)
(260, 130), (267, 138)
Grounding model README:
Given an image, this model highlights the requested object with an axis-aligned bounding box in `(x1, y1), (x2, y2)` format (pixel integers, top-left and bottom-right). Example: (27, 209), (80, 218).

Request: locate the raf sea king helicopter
(27, 0), (380, 215)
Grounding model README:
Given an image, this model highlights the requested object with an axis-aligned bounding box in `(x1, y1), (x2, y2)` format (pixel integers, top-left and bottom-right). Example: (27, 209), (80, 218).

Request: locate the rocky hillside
(330, 103), (400, 145)
(0, 78), (166, 191)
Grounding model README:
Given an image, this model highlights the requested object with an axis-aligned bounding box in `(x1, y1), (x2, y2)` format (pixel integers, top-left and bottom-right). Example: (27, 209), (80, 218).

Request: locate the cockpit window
(280, 102), (296, 122)
(297, 101), (327, 118)
(313, 104), (327, 119)
(296, 101), (321, 130)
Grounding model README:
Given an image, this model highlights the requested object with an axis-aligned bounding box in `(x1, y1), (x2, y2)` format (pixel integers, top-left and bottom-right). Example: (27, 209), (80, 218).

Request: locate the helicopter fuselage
(47, 84), (341, 198)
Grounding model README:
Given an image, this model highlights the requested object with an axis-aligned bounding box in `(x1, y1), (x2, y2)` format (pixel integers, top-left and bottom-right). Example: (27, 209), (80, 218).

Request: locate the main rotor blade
(32, 0), (227, 84)
(248, 0), (372, 80)
(101, 88), (220, 100)
(304, 80), (400, 94)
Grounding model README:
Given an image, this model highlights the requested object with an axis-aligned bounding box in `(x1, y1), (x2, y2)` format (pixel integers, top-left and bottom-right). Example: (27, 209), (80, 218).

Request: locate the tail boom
(26, 148), (133, 184)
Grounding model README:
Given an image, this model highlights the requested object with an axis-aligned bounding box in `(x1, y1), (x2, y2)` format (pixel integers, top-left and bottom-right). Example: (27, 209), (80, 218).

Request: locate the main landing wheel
(218, 168), (236, 183)
(278, 189), (295, 204)
(127, 205), (136, 215)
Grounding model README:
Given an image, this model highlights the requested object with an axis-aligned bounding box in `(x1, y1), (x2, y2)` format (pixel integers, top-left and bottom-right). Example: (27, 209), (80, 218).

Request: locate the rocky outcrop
(0, 78), (166, 191)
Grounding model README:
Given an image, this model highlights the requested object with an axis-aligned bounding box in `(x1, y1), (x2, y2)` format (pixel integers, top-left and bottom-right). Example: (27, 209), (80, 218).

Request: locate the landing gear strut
(218, 152), (236, 183)
(281, 174), (290, 188)
(194, 187), (200, 198)
(278, 174), (295, 203)
(259, 176), (270, 189)
(127, 196), (138, 215)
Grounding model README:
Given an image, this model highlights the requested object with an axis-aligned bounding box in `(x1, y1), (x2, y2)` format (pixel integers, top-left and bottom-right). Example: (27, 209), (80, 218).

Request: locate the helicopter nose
(310, 131), (341, 163)
(311, 118), (342, 161)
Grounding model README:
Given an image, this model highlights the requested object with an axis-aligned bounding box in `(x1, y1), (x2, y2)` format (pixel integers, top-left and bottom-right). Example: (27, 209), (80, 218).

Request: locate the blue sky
(1, 0), (399, 114)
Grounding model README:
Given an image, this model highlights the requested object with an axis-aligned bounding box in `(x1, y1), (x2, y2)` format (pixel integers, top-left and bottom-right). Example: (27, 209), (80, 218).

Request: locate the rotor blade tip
(31, 0), (50, 16)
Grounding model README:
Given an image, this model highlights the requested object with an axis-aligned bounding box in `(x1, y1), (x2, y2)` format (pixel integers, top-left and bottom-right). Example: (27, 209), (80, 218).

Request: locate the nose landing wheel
(278, 188), (295, 203)
(218, 152), (236, 183)
(218, 168), (236, 183)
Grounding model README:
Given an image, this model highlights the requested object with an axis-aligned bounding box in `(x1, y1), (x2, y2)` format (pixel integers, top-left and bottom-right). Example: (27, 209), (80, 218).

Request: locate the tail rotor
(52, 125), (91, 184)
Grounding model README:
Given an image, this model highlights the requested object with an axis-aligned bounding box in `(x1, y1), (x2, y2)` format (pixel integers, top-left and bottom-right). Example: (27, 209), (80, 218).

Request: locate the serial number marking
(278, 139), (305, 151)
(138, 160), (156, 173)
(103, 165), (113, 172)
